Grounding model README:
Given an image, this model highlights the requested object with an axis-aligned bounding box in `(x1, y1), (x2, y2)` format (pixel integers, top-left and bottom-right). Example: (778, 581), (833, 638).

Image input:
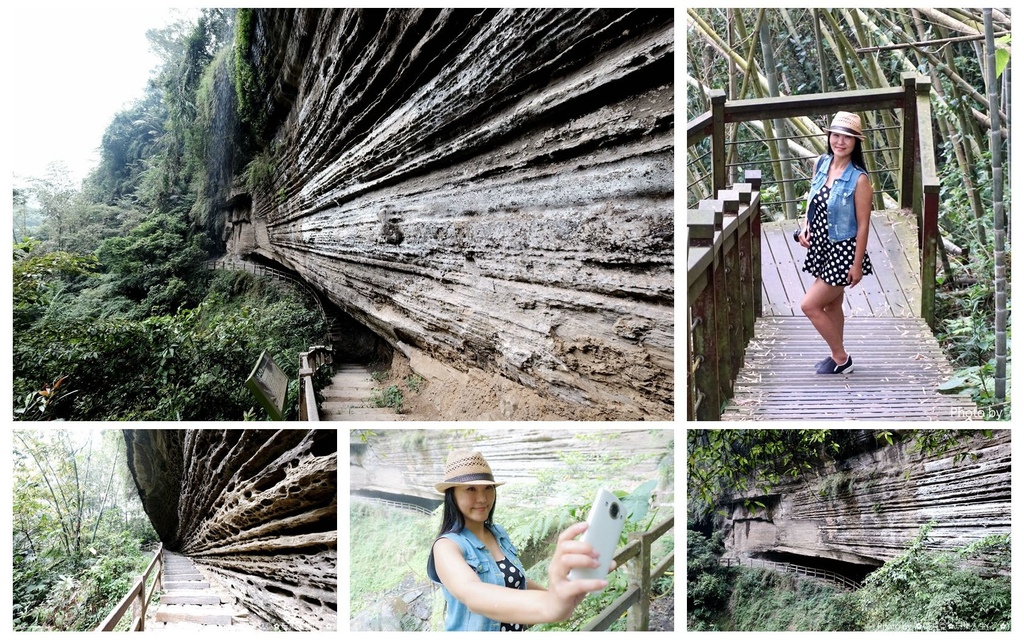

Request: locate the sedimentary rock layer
(350, 428), (674, 502)
(123, 429), (337, 631)
(229, 9), (674, 420)
(721, 430), (1010, 567)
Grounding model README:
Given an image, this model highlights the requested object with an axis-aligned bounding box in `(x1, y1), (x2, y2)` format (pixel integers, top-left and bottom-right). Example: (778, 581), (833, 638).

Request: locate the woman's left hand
(847, 263), (863, 288)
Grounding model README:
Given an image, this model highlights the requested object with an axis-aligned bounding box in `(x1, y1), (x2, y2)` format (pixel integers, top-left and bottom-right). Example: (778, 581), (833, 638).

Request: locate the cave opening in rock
(751, 550), (880, 584)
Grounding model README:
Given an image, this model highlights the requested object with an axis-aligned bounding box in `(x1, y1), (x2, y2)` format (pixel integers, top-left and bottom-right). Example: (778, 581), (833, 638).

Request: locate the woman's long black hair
(827, 134), (868, 173)
(437, 487), (496, 536)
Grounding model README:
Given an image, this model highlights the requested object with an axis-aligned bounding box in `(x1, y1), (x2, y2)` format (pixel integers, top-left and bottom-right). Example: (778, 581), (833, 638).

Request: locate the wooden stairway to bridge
(721, 210), (978, 421)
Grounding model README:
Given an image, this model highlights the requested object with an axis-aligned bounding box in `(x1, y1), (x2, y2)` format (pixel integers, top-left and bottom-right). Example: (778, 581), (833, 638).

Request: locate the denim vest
(807, 155), (867, 242)
(427, 523), (527, 631)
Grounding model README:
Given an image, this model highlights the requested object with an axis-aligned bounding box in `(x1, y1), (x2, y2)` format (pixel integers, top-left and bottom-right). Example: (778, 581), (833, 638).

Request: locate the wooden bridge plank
(760, 225), (798, 316)
(722, 316), (977, 421)
(760, 210), (922, 318)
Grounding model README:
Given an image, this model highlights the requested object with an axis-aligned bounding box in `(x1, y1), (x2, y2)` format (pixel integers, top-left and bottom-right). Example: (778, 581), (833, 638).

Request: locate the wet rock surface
(230, 9), (674, 420)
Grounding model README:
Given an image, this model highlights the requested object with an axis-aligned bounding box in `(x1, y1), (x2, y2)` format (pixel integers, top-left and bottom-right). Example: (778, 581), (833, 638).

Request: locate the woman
(426, 450), (611, 631)
(797, 111), (874, 374)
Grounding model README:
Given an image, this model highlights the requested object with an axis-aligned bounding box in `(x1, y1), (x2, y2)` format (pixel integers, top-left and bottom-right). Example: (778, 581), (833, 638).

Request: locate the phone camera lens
(609, 502), (620, 519)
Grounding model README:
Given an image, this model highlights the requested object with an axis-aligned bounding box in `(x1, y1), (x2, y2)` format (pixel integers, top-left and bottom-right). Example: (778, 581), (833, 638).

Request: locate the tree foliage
(13, 430), (158, 631)
(11, 9), (330, 421)
(857, 523), (1010, 631)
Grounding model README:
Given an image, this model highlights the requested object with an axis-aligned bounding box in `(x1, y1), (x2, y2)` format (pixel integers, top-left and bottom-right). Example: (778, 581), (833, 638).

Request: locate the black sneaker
(816, 356), (832, 369)
(817, 355), (854, 375)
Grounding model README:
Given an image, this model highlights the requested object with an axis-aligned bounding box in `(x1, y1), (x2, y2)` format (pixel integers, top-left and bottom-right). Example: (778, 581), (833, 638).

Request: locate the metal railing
(96, 544), (164, 631)
(719, 556), (861, 591)
(582, 516), (674, 632)
(350, 494), (437, 516)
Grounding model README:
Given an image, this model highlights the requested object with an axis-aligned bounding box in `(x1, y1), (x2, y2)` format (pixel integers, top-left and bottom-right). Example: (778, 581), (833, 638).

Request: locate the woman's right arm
(432, 522), (607, 625)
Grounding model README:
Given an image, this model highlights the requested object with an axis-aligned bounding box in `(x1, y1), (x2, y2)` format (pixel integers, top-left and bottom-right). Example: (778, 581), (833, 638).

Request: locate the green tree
(13, 430), (157, 631)
(30, 162), (78, 251)
(95, 211), (210, 315)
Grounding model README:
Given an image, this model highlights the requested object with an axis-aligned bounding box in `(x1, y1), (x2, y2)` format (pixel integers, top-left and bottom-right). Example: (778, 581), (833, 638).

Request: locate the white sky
(8, 6), (196, 186)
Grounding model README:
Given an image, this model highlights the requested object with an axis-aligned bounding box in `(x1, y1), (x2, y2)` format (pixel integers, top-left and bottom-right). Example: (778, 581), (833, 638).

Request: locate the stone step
(163, 580), (210, 590)
(154, 605), (232, 626)
(320, 403), (402, 421)
(161, 593), (223, 606)
(321, 388), (370, 401)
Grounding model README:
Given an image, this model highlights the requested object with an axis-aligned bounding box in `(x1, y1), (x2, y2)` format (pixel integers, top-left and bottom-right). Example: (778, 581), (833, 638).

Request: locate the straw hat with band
(435, 450), (505, 493)
(824, 111), (865, 140)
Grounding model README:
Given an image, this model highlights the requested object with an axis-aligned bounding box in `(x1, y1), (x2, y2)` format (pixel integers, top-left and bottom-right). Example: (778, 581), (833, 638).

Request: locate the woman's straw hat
(435, 449), (505, 492)
(824, 111), (865, 140)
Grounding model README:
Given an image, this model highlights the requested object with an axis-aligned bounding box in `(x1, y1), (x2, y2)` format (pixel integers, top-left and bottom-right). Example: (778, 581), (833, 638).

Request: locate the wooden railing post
(688, 207), (721, 420)
(899, 73), (918, 208)
(717, 190), (743, 387)
(744, 171), (763, 320)
(626, 530), (652, 631)
(915, 76), (939, 328)
(732, 182), (755, 345)
(710, 90), (727, 197)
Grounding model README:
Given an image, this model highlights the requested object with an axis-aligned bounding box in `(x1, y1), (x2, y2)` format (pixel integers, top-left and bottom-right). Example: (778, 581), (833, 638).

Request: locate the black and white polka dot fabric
(498, 560), (526, 631)
(802, 184), (873, 286)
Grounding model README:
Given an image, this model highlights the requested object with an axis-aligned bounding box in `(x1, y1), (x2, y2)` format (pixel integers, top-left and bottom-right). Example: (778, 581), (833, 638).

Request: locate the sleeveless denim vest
(807, 154), (867, 242)
(427, 523), (527, 631)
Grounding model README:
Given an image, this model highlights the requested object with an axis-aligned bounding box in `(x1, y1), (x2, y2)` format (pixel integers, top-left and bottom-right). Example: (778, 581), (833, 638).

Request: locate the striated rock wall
(720, 430), (1010, 568)
(123, 429), (337, 631)
(230, 9), (674, 420)
(350, 428), (674, 504)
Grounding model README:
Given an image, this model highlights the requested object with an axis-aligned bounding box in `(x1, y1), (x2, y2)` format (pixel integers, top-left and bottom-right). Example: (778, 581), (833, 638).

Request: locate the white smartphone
(568, 488), (626, 591)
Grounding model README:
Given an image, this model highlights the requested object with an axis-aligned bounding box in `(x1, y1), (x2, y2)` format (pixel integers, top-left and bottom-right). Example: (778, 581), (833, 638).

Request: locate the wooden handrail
(298, 345), (333, 421)
(96, 544), (163, 632)
(581, 516), (674, 632)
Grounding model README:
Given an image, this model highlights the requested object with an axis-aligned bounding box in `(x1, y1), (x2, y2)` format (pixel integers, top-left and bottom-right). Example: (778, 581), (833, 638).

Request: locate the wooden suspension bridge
(687, 74), (980, 421)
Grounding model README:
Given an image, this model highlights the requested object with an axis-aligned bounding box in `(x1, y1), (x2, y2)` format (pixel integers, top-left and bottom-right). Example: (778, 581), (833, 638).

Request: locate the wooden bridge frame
(96, 544), (164, 631)
(686, 73), (940, 421)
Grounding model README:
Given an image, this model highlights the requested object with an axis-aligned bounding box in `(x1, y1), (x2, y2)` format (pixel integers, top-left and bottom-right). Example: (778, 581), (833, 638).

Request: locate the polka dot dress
(497, 559), (526, 631)
(802, 184), (872, 286)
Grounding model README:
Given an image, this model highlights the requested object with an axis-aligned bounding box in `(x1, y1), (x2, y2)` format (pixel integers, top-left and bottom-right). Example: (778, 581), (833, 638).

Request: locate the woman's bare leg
(800, 279), (849, 363)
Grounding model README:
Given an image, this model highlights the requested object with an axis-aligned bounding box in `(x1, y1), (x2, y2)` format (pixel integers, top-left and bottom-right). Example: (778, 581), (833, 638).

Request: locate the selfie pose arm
(432, 522), (607, 625)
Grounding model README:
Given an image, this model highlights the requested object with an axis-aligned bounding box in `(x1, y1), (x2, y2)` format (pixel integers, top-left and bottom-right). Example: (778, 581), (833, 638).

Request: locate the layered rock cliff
(351, 428), (674, 504)
(720, 430), (1010, 575)
(123, 429), (337, 631)
(227, 8), (674, 420)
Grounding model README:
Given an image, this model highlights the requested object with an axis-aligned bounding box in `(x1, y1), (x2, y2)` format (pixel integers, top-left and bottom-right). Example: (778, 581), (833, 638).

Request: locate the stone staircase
(320, 364), (404, 421)
(151, 552), (235, 628)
